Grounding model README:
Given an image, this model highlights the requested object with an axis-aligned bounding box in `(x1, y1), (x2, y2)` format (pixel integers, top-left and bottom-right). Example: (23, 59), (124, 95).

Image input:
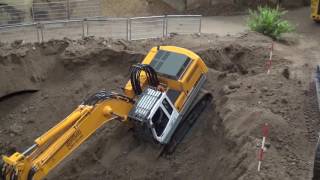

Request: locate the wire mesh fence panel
(69, 0), (102, 19)
(0, 24), (38, 43)
(87, 18), (128, 39)
(166, 15), (201, 35)
(0, 2), (33, 26)
(32, 1), (68, 22)
(130, 16), (165, 40)
(0, 15), (202, 43)
(41, 20), (84, 41)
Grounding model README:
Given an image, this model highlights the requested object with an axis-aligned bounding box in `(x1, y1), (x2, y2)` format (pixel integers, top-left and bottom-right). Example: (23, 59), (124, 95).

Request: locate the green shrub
(247, 6), (294, 39)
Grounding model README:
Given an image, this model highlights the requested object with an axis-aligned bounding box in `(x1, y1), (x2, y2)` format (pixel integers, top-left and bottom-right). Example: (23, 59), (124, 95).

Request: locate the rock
(228, 82), (241, 89)
(116, 39), (129, 49)
(169, 32), (178, 37)
(221, 85), (233, 95)
(30, 75), (40, 83)
(9, 123), (24, 135)
(11, 40), (24, 48)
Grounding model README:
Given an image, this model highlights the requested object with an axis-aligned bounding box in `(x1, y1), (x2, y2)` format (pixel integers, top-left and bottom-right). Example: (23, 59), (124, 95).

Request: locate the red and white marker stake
(258, 123), (269, 172)
(266, 42), (274, 74)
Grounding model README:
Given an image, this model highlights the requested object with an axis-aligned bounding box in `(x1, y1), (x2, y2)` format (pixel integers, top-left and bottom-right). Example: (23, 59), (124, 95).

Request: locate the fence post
(40, 23), (44, 42)
(36, 23), (40, 42)
(162, 15), (166, 38)
(36, 23), (44, 43)
(165, 15), (168, 37)
(66, 0), (70, 20)
(198, 16), (202, 35)
(82, 19), (85, 38)
(126, 18), (129, 41)
(86, 19), (89, 36)
(31, 3), (35, 22)
(128, 18), (132, 41)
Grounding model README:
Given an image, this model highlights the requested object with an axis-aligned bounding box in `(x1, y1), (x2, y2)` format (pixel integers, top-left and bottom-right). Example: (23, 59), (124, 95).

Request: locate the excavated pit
(0, 33), (316, 180)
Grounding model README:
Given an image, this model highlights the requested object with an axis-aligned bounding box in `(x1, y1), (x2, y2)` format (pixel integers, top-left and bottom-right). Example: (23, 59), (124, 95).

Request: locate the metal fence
(0, 15), (202, 42)
(0, 0), (102, 26)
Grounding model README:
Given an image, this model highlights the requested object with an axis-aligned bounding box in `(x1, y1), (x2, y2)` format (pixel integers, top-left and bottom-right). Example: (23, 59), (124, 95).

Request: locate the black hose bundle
(130, 64), (159, 95)
(82, 91), (134, 106)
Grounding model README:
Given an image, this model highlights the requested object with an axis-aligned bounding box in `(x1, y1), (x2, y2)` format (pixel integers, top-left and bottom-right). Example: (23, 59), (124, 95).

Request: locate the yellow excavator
(311, 0), (320, 22)
(0, 46), (212, 180)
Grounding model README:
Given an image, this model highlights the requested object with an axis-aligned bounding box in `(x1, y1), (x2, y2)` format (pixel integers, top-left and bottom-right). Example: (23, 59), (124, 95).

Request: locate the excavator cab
(311, 0), (320, 22)
(129, 88), (179, 144)
(128, 47), (209, 145)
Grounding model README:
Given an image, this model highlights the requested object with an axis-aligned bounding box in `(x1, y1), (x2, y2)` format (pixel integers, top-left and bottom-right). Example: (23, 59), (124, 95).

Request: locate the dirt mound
(0, 32), (316, 180)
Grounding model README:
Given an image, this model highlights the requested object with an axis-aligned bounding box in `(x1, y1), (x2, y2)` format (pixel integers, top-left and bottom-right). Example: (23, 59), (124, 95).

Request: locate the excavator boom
(1, 92), (133, 180)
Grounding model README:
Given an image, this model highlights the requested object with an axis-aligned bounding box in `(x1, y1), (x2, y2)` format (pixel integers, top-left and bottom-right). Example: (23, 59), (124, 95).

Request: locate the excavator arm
(1, 91), (133, 180)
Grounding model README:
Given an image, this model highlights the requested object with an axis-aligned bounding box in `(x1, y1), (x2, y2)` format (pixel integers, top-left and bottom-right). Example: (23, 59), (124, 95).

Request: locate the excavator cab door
(149, 94), (179, 144)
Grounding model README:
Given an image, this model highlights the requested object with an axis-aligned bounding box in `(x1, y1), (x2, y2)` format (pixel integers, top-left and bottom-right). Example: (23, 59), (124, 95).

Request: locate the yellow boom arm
(1, 95), (133, 180)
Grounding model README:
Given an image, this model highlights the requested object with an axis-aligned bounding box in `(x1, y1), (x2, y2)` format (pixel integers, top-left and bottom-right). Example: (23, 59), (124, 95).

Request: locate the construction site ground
(1, 6), (320, 180)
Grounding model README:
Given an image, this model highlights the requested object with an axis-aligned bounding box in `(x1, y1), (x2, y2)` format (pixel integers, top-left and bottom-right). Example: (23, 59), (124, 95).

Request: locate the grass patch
(247, 6), (294, 39)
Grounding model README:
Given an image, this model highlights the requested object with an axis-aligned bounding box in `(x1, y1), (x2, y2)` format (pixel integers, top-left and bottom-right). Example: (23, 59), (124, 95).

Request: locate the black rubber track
(162, 93), (213, 155)
(314, 136), (320, 180)
(0, 160), (4, 180)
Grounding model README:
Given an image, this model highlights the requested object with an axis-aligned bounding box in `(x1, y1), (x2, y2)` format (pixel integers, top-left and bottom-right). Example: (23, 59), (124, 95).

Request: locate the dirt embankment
(0, 32), (318, 180)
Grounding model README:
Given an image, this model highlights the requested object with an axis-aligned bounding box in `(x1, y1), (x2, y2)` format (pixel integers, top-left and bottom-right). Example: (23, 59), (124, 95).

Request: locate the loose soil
(1, 30), (320, 180)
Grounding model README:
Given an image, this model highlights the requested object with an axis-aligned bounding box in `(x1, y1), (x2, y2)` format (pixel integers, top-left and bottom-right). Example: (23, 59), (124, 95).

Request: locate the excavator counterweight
(1, 46), (211, 180)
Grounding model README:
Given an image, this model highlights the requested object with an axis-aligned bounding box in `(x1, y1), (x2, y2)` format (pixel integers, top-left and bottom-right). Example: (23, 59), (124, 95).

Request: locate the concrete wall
(162, 0), (186, 11)
(187, 0), (210, 10)
(161, 0), (309, 12)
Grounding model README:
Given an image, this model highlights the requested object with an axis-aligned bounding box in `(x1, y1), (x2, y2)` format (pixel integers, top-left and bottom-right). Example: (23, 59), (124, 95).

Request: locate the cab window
(162, 99), (173, 115)
(152, 108), (169, 136)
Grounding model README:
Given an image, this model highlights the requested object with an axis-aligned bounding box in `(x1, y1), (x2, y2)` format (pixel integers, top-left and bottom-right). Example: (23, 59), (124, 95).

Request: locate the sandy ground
(1, 6), (320, 180)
